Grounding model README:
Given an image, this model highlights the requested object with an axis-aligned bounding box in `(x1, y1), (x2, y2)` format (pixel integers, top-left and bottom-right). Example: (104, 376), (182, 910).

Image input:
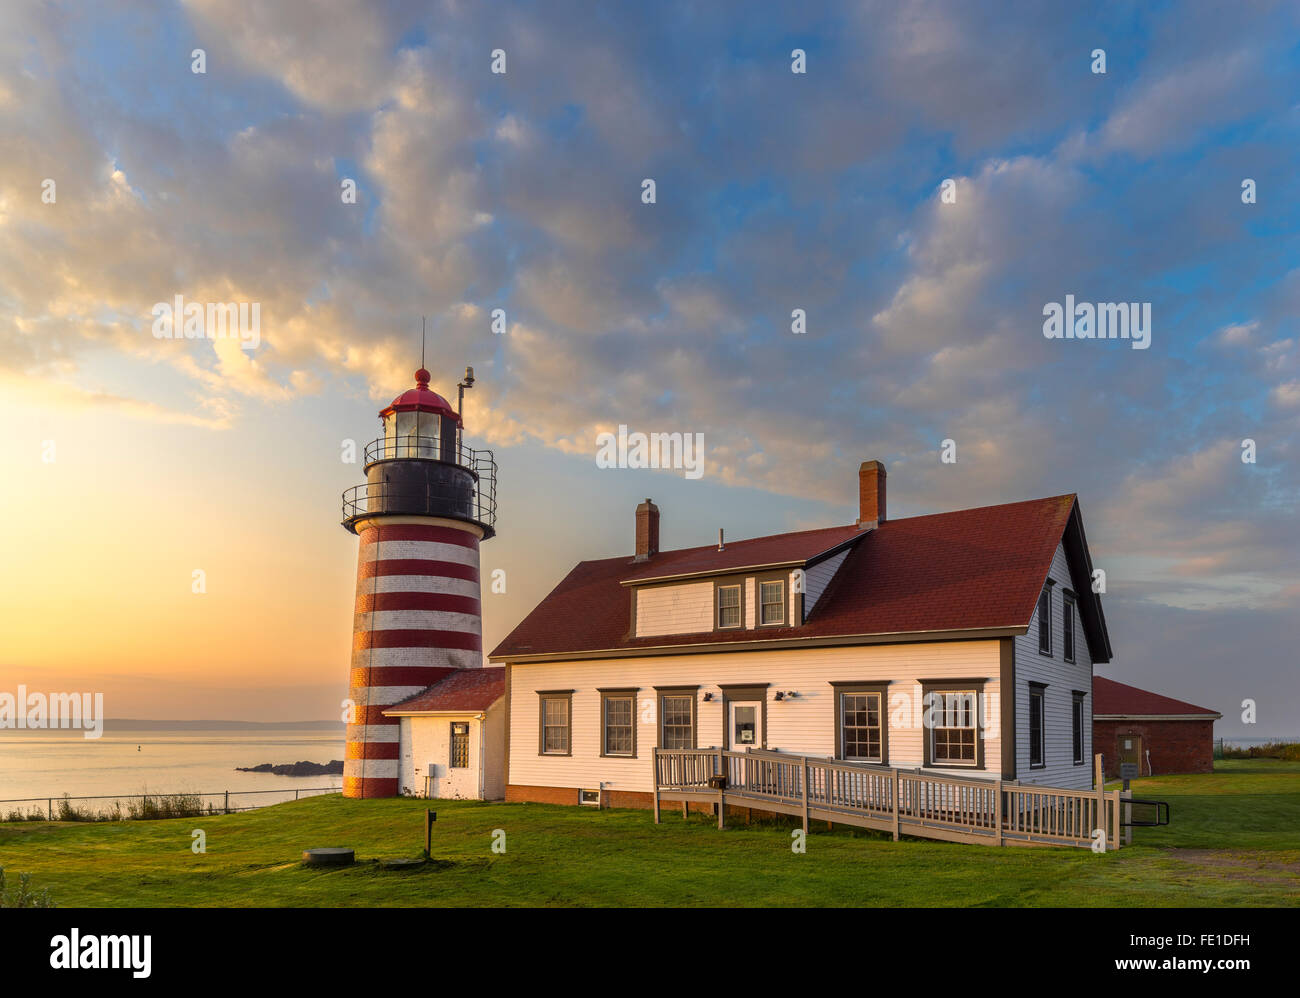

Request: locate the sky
(0, 1), (1296, 735)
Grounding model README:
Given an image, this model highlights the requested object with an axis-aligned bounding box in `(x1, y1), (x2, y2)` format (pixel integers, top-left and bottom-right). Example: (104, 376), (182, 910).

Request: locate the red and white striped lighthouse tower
(340, 365), (496, 798)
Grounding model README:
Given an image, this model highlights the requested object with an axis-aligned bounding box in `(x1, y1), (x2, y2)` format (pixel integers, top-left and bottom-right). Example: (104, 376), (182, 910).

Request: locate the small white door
(729, 701), (761, 750)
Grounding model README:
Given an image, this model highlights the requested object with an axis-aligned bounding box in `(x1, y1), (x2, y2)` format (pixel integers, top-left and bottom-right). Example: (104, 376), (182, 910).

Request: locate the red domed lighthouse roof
(380, 368), (461, 424)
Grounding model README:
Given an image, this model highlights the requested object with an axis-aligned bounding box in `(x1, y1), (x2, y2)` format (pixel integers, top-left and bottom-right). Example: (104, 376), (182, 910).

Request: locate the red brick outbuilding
(1093, 677), (1221, 778)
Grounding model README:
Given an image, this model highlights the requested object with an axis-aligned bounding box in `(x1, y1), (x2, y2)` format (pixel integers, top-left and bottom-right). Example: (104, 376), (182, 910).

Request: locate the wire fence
(0, 785), (342, 822)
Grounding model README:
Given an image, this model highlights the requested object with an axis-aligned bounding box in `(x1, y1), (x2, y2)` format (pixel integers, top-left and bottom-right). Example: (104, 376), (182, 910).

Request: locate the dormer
(621, 489), (876, 640)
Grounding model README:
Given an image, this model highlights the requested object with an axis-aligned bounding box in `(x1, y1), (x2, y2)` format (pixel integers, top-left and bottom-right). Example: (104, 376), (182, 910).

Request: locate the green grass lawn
(2, 760), (1297, 907)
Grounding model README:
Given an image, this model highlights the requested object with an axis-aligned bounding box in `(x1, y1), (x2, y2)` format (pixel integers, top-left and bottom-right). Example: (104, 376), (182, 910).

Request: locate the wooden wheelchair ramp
(653, 747), (1121, 849)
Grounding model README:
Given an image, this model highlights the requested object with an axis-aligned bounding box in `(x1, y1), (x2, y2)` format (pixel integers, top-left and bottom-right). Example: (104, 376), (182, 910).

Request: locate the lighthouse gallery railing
(342, 437), (497, 530)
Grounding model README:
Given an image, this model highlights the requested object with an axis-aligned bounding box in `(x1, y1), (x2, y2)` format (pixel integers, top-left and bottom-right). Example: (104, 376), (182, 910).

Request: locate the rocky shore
(235, 760), (344, 777)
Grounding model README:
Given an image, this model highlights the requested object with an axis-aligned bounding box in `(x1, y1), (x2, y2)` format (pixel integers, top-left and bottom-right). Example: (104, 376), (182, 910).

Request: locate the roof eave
(490, 624), (1024, 664)
(1093, 712), (1222, 721)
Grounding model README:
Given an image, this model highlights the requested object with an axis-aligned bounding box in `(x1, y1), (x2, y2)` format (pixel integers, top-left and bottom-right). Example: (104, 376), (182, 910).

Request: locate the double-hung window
(1062, 592), (1076, 663)
(1029, 683), (1046, 768)
(659, 693), (695, 749)
(759, 579), (785, 625)
(601, 691), (636, 757)
(1038, 583), (1053, 655)
(1071, 692), (1085, 765)
(717, 584), (741, 629)
(539, 693), (572, 755)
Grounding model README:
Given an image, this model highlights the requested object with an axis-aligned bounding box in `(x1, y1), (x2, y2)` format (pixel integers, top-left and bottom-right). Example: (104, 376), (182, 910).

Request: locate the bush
(0, 867), (55, 908)
(55, 795), (100, 822)
(1221, 741), (1300, 761)
(126, 793), (216, 820)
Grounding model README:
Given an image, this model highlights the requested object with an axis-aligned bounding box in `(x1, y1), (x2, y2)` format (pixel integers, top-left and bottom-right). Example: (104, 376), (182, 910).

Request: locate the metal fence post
(224, 790), (229, 814)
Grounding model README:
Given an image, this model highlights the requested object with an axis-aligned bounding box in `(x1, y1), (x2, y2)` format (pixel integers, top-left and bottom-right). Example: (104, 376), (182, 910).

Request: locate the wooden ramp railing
(653, 747), (1120, 850)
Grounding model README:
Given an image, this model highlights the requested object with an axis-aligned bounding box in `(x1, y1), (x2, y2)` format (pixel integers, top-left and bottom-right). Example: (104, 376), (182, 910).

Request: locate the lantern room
(341, 364), (497, 538)
(377, 367), (461, 461)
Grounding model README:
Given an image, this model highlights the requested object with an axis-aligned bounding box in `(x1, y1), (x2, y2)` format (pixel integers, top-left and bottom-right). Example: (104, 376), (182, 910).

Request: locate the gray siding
(1014, 540), (1094, 790)
(803, 548), (849, 620)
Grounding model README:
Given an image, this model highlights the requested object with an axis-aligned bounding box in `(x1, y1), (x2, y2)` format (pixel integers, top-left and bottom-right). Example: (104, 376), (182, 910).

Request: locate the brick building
(1093, 677), (1221, 778)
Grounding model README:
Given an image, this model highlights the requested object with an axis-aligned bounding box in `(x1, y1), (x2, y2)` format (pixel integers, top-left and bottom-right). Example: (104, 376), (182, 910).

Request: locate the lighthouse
(340, 364), (496, 798)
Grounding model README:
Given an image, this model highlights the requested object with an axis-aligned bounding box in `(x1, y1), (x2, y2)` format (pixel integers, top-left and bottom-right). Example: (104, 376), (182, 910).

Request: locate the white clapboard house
(488, 461), (1112, 814)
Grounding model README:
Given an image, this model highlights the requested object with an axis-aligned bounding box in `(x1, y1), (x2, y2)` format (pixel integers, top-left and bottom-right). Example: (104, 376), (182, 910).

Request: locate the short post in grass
(1120, 769), (1133, 846)
(424, 810), (436, 858)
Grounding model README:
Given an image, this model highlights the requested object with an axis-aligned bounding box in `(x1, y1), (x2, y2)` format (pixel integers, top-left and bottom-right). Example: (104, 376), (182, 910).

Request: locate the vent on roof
(718, 528), (724, 551)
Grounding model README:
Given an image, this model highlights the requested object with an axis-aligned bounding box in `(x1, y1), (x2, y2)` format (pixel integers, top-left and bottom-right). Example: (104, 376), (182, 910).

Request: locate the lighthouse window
(396, 410), (420, 457)
(759, 580), (786, 625)
(717, 585), (741, 629)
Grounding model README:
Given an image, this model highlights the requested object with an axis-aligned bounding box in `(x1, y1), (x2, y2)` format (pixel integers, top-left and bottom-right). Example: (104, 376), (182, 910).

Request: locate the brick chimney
(634, 498), (660, 561)
(857, 461), (886, 528)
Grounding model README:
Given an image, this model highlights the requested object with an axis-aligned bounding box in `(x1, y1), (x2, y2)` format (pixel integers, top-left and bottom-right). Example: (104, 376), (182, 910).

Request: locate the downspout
(477, 713), (486, 799)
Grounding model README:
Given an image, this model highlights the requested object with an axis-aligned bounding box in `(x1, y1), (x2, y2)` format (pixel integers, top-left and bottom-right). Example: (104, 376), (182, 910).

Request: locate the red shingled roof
(1093, 677), (1220, 718)
(490, 494), (1090, 660)
(383, 667), (505, 714)
(620, 524), (861, 583)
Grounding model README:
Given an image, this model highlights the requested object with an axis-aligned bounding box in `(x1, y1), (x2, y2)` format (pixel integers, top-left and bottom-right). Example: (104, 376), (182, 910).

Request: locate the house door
(1119, 733), (1143, 774)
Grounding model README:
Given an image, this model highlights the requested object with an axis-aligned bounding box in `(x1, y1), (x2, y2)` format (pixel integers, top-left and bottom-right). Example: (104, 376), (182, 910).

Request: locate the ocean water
(0, 726), (345, 810)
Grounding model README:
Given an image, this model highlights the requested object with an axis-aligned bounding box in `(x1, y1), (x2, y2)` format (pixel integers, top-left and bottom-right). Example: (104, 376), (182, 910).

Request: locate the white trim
(382, 703), (502, 717)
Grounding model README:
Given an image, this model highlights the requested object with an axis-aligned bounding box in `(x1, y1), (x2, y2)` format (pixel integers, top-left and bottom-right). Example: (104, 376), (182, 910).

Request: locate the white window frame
(759, 579), (786, 626)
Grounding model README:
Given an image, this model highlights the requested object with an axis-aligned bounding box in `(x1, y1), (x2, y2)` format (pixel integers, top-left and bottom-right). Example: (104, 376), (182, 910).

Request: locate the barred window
(449, 722), (470, 769)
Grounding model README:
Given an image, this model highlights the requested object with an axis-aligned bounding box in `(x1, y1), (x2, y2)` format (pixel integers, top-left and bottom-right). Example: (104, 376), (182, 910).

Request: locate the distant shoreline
(80, 719), (342, 732)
